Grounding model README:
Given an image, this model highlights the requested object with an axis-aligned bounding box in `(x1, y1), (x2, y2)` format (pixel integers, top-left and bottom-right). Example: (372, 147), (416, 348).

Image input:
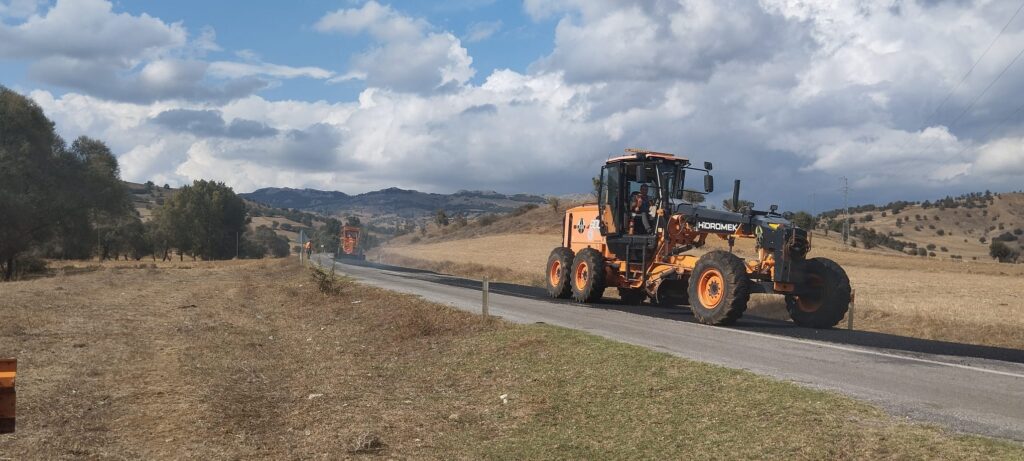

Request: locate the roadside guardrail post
(847, 289), (856, 330)
(482, 278), (490, 320)
(0, 358), (15, 433)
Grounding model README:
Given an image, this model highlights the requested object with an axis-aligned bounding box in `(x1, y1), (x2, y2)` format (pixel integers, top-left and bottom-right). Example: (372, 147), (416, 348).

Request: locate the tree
(722, 199), (754, 212)
(152, 180), (249, 260)
(345, 215), (361, 226)
(435, 209), (450, 227)
(786, 211), (815, 230)
(0, 90), (133, 276)
(0, 87), (66, 279)
(989, 241), (1019, 263)
(547, 196), (561, 214)
(682, 191), (705, 204)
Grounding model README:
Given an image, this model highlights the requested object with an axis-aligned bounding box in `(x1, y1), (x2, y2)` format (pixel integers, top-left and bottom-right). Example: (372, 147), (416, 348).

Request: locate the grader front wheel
(687, 251), (750, 325)
(786, 257), (851, 328)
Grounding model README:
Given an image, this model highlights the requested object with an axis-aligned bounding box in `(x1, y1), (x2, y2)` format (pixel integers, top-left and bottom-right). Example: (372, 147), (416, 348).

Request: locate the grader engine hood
(675, 204), (746, 234)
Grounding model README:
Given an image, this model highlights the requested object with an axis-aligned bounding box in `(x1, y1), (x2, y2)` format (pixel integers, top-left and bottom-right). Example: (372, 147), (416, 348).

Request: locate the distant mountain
(240, 187), (547, 219)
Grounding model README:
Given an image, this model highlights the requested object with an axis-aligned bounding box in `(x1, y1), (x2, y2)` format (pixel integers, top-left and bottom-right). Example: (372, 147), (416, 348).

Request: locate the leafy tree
(434, 209), (450, 227)
(0, 90), (133, 276)
(785, 211), (815, 230)
(722, 199), (754, 212)
(345, 215), (361, 226)
(682, 191), (705, 204)
(547, 196), (561, 213)
(0, 86), (65, 279)
(152, 180), (249, 260)
(989, 241), (1019, 263)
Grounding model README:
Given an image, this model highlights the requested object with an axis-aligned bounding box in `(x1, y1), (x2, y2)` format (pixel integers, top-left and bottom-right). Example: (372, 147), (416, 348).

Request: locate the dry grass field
(1, 259), (1022, 459)
(376, 228), (1024, 350)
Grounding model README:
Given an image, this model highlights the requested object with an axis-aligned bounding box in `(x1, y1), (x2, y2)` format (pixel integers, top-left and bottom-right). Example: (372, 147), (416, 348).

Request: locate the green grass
(391, 324), (1022, 460)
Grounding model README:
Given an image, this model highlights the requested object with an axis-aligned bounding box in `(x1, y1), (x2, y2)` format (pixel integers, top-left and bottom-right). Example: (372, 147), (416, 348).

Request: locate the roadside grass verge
(0, 259), (1020, 459)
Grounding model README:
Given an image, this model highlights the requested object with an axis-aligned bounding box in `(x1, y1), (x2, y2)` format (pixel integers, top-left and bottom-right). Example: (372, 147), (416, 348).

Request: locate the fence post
(847, 289), (856, 330)
(482, 278), (490, 320)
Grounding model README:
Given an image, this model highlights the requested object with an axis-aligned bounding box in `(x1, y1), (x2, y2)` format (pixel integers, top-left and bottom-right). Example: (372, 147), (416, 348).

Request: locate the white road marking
(331, 257), (1024, 380)
(690, 320), (1024, 380)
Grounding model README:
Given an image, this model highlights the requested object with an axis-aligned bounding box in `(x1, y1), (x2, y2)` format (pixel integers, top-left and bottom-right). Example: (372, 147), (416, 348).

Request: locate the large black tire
(571, 248), (606, 303)
(617, 288), (646, 305)
(545, 247), (575, 299)
(687, 251), (750, 325)
(785, 257), (851, 328)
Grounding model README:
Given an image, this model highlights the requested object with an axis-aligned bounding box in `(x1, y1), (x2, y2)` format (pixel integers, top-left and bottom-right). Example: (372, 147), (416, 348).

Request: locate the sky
(2, 0), (1024, 212)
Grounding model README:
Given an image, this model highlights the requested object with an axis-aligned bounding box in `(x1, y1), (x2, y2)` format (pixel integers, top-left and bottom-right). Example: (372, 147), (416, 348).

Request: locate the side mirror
(704, 161), (713, 171)
(770, 204), (779, 213)
(704, 174), (714, 193)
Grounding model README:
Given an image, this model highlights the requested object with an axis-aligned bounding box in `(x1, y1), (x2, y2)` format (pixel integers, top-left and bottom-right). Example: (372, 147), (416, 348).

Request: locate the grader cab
(545, 149), (851, 328)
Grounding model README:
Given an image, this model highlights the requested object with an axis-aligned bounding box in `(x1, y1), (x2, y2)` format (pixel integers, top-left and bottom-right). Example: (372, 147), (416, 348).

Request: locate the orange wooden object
(0, 358), (14, 433)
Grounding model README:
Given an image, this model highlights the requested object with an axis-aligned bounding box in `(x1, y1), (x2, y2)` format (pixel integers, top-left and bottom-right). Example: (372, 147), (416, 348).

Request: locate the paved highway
(316, 255), (1024, 441)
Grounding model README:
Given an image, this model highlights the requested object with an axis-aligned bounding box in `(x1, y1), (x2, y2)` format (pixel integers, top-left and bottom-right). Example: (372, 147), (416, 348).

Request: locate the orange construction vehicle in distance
(337, 225), (366, 260)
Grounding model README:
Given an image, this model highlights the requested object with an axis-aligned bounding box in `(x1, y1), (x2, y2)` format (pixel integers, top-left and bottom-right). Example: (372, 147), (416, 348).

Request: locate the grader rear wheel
(687, 251), (750, 325)
(545, 247), (574, 299)
(571, 248), (606, 303)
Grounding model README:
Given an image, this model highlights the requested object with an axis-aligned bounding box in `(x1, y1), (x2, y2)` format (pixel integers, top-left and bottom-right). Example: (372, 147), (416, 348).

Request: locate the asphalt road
(316, 255), (1024, 441)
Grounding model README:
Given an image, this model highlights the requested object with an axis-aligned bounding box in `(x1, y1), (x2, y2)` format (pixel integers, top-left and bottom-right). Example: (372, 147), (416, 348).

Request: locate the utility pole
(841, 177), (850, 245)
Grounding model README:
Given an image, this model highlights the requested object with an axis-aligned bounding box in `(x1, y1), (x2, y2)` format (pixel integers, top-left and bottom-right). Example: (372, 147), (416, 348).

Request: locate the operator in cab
(630, 184), (651, 234)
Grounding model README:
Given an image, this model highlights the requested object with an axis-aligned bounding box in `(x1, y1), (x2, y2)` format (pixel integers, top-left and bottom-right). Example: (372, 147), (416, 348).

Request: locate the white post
(847, 289), (855, 330)
(482, 278), (490, 320)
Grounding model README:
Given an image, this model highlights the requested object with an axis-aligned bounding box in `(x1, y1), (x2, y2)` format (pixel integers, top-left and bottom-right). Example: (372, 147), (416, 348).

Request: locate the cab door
(598, 164), (623, 236)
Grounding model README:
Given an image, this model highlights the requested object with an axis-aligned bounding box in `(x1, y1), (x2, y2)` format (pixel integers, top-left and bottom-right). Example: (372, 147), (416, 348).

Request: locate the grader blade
(0, 358), (14, 433)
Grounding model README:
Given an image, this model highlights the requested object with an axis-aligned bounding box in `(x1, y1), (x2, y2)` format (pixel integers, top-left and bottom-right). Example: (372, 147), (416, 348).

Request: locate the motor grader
(336, 225), (366, 261)
(545, 149), (851, 328)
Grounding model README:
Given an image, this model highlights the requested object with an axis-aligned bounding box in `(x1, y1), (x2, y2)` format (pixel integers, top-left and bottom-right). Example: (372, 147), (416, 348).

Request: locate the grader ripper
(546, 149), (852, 328)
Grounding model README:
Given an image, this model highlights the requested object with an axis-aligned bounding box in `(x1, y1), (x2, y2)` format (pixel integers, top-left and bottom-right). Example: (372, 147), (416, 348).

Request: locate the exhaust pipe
(732, 179), (741, 212)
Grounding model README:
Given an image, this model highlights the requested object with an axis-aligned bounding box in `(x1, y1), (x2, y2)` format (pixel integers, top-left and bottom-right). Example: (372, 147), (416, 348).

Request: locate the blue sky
(2, 0), (1024, 212)
(108, 0), (555, 101)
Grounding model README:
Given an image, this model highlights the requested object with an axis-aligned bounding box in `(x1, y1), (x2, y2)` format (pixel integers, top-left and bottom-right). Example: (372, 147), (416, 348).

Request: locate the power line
(916, 0), (1024, 131)
(916, 43), (1024, 156)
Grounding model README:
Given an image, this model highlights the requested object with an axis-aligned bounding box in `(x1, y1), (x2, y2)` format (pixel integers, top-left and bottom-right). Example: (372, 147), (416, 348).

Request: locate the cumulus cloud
(151, 109), (278, 139)
(13, 0), (1024, 209)
(316, 1), (475, 94)
(0, 0), (331, 103)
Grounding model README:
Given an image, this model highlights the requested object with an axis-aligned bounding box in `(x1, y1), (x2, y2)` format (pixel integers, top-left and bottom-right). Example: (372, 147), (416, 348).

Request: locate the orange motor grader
(336, 225), (366, 261)
(545, 149), (851, 328)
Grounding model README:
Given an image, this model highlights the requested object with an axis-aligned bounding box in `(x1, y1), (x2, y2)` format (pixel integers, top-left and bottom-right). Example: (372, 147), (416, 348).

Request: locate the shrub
(979, 236), (987, 243)
(916, 248), (927, 257)
(936, 229), (945, 236)
(989, 240), (1020, 263)
(940, 246), (948, 252)
(477, 214), (498, 226)
(929, 252), (936, 257)
(926, 243), (936, 250)
(513, 203), (540, 216)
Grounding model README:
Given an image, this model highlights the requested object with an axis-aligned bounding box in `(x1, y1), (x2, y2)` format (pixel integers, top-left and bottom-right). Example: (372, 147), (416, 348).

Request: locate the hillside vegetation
(823, 191), (1024, 263)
